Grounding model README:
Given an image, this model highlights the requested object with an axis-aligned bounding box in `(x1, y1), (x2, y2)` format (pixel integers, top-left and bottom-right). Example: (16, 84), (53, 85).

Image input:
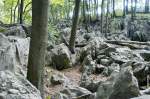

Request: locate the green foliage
(0, 0), (32, 24)
(48, 23), (60, 44)
(46, 96), (51, 99)
(0, 26), (7, 32)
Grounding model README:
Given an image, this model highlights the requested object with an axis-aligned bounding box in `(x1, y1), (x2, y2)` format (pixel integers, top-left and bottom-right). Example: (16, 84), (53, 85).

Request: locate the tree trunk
(145, 0), (149, 13)
(20, 0), (24, 24)
(131, 0), (134, 19)
(101, 0), (104, 33)
(106, 0), (110, 34)
(126, 0), (128, 14)
(27, 0), (49, 98)
(123, 0), (126, 17)
(134, 0), (137, 17)
(14, 0), (20, 23)
(69, 0), (81, 53)
(112, 0), (116, 17)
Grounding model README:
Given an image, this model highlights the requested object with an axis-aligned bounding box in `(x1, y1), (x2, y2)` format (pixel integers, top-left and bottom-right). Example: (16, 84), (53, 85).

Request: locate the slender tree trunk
(96, 0), (99, 20)
(101, 0), (104, 33)
(69, 0), (81, 53)
(131, 0), (134, 19)
(126, 0), (128, 14)
(20, 0), (24, 24)
(145, 0), (149, 13)
(123, 0), (126, 17)
(27, 0), (49, 98)
(106, 0), (110, 35)
(112, 0), (116, 17)
(134, 0), (137, 17)
(10, 4), (13, 24)
(82, 0), (86, 23)
(23, 2), (32, 14)
(14, 0), (20, 23)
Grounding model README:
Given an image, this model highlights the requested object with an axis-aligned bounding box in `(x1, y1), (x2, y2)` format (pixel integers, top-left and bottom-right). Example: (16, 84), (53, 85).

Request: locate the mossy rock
(0, 26), (7, 33)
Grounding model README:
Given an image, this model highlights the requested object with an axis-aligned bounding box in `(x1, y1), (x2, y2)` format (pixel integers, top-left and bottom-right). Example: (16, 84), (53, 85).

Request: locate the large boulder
(96, 67), (140, 99)
(0, 33), (15, 72)
(0, 33), (30, 76)
(52, 86), (94, 99)
(0, 70), (42, 99)
(110, 47), (144, 64)
(51, 43), (72, 70)
(132, 62), (150, 86)
(131, 95), (150, 99)
(2, 25), (26, 38)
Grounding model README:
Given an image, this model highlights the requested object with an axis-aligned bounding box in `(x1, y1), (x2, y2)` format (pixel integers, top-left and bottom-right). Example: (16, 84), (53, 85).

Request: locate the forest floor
(44, 65), (108, 96)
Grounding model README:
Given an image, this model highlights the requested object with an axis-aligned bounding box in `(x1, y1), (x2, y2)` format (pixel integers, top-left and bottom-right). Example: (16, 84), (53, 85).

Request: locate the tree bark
(27, 0), (49, 98)
(123, 0), (126, 17)
(101, 0), (104, 33)
(69, 0), (81, 53)
(145, 0), (149, 13)
(112, 0), (116, 17)
(20, 0), (24, 24)
(126, 0), (128, 14)
(131, 0), (134, 19)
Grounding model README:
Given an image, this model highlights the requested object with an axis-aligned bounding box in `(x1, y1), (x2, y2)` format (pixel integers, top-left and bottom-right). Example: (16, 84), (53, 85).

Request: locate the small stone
(8, 89), (19, 94)
(95, 64), (106, 74)
(51, 73), (67, 85)
(100, 59), (110, 66)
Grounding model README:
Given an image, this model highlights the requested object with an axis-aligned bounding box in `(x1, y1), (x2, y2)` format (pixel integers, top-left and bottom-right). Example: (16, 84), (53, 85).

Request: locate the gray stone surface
(131, 95), (150, 99)
(0, 34), (30, 76)
(51, 43), (72, 70)
(52, 86), (93, 99)
(0, 70), (42, 99)
(96, 67), (140, 99)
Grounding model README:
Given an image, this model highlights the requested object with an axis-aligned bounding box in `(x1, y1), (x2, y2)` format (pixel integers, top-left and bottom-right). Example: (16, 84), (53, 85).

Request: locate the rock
(0, 70), (42, 99)
(3, 25), (26, 38)
(81, 55), (95, 74)
(110, 47), (144, 64)
(80, 77), (102, 92)
(131, 95), (150, 99)
(80, 72), (92, 90)
(45, 51), (52, 66)
(132, 62), (150, 86)
(8, 89), (19, 94)
(51, 43), (72, 70)
(0, 33), (15, 72)
(139, 50), (150, 61)
(9, 36), (30, 76)
(0, 33), (30, 76)
(51, 73), (67, 85)
(131, 31), (148, 42)
(95, 64), (106, 74)
(108, 63), (120, 76)
(52, 86), (93, 99)
(96, 67), (140, 99)
(78, 38), (105, 63)
(100, 58), (111, 66)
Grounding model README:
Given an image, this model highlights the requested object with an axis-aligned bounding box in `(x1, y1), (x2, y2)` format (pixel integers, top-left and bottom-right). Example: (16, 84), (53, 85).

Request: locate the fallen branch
(105, 40), (150, 46)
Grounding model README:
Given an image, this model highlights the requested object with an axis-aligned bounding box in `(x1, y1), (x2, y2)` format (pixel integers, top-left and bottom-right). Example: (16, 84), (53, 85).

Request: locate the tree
(131, 0), (134, 19)
(123, 0), (126, 17)
(145, 0), (149, 13)
(112, 0), (116, 17)
(69, 0), (80, 53)
(27, 0), (49, 98)
(126, 0), (128, 14)
(101, 0), (104, 33)
(19, 0), (24, 24)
